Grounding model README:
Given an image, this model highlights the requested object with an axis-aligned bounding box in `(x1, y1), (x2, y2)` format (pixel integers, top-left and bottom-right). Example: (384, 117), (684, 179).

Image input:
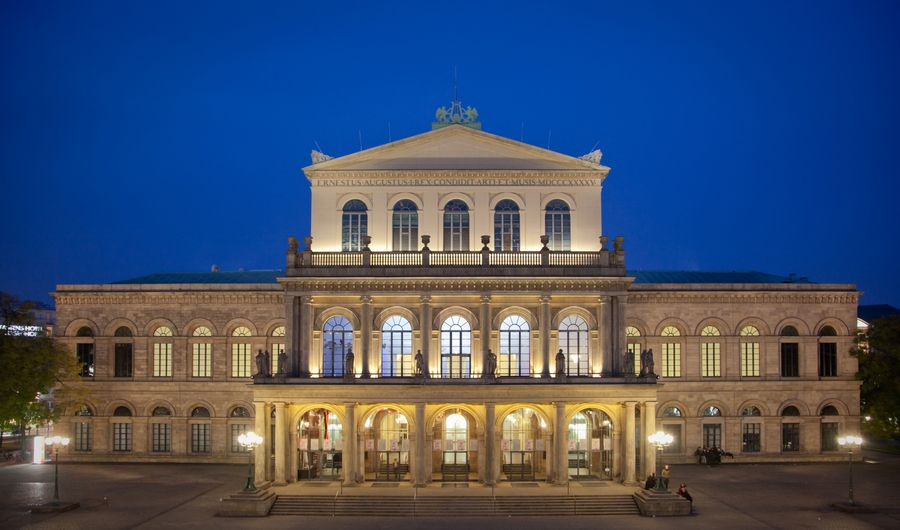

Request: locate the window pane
(152, 423), (171, 452)
(114, 343), (133, 377)
(193, 343), (212, 377)
(153, 343), (172, 377)
(781, 342), (799, 377)
(819, 343), (837, 377)
(742, 423), (761, 452)
(662, 343), (681, 377)
(232, 344), (251, 377)
(702, 343), (720, 377)
(741, 342), (760, 377)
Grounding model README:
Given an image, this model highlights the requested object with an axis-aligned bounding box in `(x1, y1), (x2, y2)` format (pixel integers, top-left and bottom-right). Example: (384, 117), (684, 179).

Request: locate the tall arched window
(114, 326), (133, 378)
(818, 326), (838, 377)
(392, 199), (418, 251)
(342, 199), (368, 252)
(112, 406), (132, 452)
(75, 326), (95, 377)
(440, 316), (471, 378)
(700, 325), (721, 378)
(153, 326), (174, 377)
(269, 326), (285, 374)
(544, 199), (571, 251)
(381, 316), (412, 377)
(191, 326), (213, 378)
(559, 315), (588, 376)
(626, 326), (641, 376)
(191, 406), (211, 453)
(499, 315), (530, 377)
(152, 406), (171, 453)
(230, 326), (252, 378)
(443, 199), (469, 251)
(494, 199), (520, 251)
(781, 325), (800, 378)
(660, 325), (682, 378)
(323, 316), (352, 377)
(740, 325), (761, 377)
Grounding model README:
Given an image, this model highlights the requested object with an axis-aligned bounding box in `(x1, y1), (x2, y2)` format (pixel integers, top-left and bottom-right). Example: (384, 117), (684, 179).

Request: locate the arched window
(818, 326), (838, 377)
(544, 199), (571, 251)
(73, 405), (93, 451)
(342, 200), (368, 252)
(494, 199), (520, 251)
(152, 406), (171, 416)
(152, 326), (173, 378)
(269, 326), (285, 374)
(151, 406), (171, 452)
(230, 407), (251, 453)
(558, 315), (588, 376)
(626, 326), (641, 376)
(440, 316), (471, 378)
(231, 407), (250, 417)
(499, 315), (530, 377)
(190, 407), (211, 453)
(701, 406), (721, 417)
(781, 325), (800, 378)
(820, 405), (840, 451)
(662, 407), (682, 417)
(740, 326), (761, 377)
(781, 325), (799, 336)
(74, 405), (93, 416)
(701, 325), (721, 378)
(381, 316), (412, 377)
(114, 326), (133, 337)
(323, 316), (352, 377)
(782, 406), (800, 452)
(114, 327), (133, 378)
(76, 326), (94, 337)
(230, 326), (252, 378)
(112, 406), (132, 452)
(742, 406), (762, 452)
(821, 405), (839, 416)
(75, 327), (94, 377)
(443, 199), (470, 251)
(660, 325), (681, 378)
(702, 405), (722, 448)
(192, 326), (213, 378)
(781, 406), (800, 416)
(742, 406), (761, 416)
(392, 199), (418, 251)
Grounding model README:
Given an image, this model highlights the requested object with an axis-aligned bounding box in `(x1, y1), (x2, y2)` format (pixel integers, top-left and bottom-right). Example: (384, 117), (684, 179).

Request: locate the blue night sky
(1, 1), (898, 307)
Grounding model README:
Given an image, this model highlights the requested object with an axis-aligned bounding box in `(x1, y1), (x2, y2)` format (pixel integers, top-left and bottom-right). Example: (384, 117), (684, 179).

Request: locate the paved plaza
(1, 450), (898, 530)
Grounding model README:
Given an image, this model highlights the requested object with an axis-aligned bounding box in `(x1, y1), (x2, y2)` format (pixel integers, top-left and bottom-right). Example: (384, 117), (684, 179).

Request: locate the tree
(0, 292), (87, 447)
(850, 314), (900, 439)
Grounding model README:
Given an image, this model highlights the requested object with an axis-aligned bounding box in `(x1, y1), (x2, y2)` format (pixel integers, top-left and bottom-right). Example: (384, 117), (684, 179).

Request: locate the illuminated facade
(54, 116), (861, 487)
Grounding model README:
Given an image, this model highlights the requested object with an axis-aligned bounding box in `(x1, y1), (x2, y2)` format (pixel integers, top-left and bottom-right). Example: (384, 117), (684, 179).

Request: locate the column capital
(360, 294), (372, 303)
(480, 293), (492, 303)
(599, 295), (611, 304)
(420, 294), (432, 303)
(300, 295), (313, 304)
(540, 294), (552, 303)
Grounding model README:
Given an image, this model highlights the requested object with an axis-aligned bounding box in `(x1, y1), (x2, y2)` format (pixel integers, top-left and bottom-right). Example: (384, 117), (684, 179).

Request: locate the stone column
(644, 401), (657, 483)
(555, 402), (567, 485)
(540, 294), (552, 378)
(624, 401), (636, 485)
(599, 295), (612, 376)
(612, 430), (622, 481)
(420, 294), (432, 377)
(360, 295), (372, 378)
(484, 402), (496, 485)
(284, 294), (299, 376)
(614, 295), (628, 376)
(415, 402), (426, 486)
(480, 293), (492, 376)
(299, 295), (312, 377)
(274, 402), (287, 485)
(254, 401), (267, 484)
(343, 402), (356, 485)
(357, 432), (366, 484)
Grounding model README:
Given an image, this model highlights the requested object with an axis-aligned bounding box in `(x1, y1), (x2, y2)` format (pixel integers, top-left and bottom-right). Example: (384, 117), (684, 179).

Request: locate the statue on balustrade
(414, 350), (424, 376)
(256, 349), (267, 376)
(277, 349), (287, 375)
(345, 347), (355, 379)
(640, 348), (655, 377)
(556, 349), (567, 378)
(484, 349), (497, 378)
(624, 350), (635, 376)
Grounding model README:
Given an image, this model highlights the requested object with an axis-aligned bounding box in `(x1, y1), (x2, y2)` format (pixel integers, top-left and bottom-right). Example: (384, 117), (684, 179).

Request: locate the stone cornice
(54, 291), (284, 306)
(305, 170), (607, 185)
(627, 291), (860, 305)
(280, 278), (632, 294)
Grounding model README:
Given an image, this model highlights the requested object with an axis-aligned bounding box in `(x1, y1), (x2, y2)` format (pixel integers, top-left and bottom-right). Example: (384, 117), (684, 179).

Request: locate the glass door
(442, 413), (469, 481)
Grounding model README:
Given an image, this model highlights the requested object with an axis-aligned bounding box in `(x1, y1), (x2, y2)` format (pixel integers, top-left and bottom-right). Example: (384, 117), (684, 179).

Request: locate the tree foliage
(0, 292), (87, 442)
(851, 314), (900, 439)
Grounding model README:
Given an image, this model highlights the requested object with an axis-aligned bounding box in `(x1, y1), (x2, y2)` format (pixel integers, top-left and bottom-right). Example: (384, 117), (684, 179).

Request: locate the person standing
(693, 446), (703, 465)
(392, 458), (400, 481)
(661, 465), (670, 489)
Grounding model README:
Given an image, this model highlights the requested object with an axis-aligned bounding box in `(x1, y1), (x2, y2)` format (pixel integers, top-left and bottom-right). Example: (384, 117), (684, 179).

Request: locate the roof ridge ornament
(310, 150), (334, 164)
(579, 149), (603, 165)
(432, 99), (481, 130)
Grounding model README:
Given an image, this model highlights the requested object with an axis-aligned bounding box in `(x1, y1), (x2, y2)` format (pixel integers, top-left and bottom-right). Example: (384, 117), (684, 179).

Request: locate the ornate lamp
(837, 435), (862, 506)
(648, 431), (673, 492)
(238, 431), (263, 492)
(44, 436), (70, 505)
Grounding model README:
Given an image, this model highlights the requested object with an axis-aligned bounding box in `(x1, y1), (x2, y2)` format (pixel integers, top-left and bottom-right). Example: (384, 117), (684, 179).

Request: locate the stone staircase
(269, 494), (639, 516)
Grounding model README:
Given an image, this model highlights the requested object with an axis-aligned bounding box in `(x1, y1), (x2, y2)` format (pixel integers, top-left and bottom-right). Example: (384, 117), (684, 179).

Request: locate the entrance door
(441, 412), (469, 481)
(376, 450), (405, 481)
(503, 450), (535, 481)
(297, 408), (343, 481)
(442, 449), (468, 481)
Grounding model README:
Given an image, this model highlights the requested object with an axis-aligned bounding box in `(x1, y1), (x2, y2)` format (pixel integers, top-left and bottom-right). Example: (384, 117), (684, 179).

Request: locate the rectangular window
(781, 342), (799, 377)
(76, 343), (94, 377)
(153, 343), (172, 377)
(741, 342), (760, 377)
(271, 343), (284, 374)
(443, 212), (469, 251)
(819, 343), (837, 377)
(627, 343), (641, 376)
(782, 423), (800, 452)
(702, 423), (721, 448)
(192, 343), (212, 377)
(821, 423), (839, 451)
(663, 424), (682, 453)
(742, 423), (761, 452)
(113, 423), (132, 452)
(231, 424), (250, 452)
(114, 343), (133, 377)
(661, 343), (681, 377)
(701, 343), (720, 377)
(192, 424), (210, 453)
(152, 423), (171, 452)
(232, 344), (251, 377)
(74, 422), (92, 451)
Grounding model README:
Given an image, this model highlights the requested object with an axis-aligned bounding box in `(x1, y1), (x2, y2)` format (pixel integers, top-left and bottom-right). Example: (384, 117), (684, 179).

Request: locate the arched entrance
(365, 408), (409, 481)
(297, 408), (343, 481)
(568, 409), (613, 481)
(433, 409), (475, 482)
(501, 408), (545, 481)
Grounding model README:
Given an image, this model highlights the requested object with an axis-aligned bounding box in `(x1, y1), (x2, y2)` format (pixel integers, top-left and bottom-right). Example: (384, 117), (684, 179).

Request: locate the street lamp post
(648, 431), (673, 492)
(238, 431), (263, 492)
(837, 435), (862, 506)
(44, 436), (70, 506)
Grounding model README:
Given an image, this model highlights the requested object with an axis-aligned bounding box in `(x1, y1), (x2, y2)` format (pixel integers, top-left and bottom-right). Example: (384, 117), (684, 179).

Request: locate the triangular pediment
(303, 125), (607, 172)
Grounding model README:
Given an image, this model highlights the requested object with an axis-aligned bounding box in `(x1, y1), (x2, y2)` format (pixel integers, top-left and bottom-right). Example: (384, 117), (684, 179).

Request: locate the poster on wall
(603, 438), (611, 451)
(298, 437), (307, 450)
(311, 439), (319, 451)
(512, 439), (521, 451)
(402, 439), (410, 451)
(456, 440), (466, 451)
(592, 439), (600, 451)
(366, 439), (375, 451)
(501, 439), (510, 452)
(377, 439), (386, 451)
(568, 440), (576, 451)
(525, 439), (533, 452)
(335, 439), (343, 451)
(390, 440), (399, 451)
(536, 439), (544, 451)
(433, 439), (442, 451)
(323, 439), (332, 451)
